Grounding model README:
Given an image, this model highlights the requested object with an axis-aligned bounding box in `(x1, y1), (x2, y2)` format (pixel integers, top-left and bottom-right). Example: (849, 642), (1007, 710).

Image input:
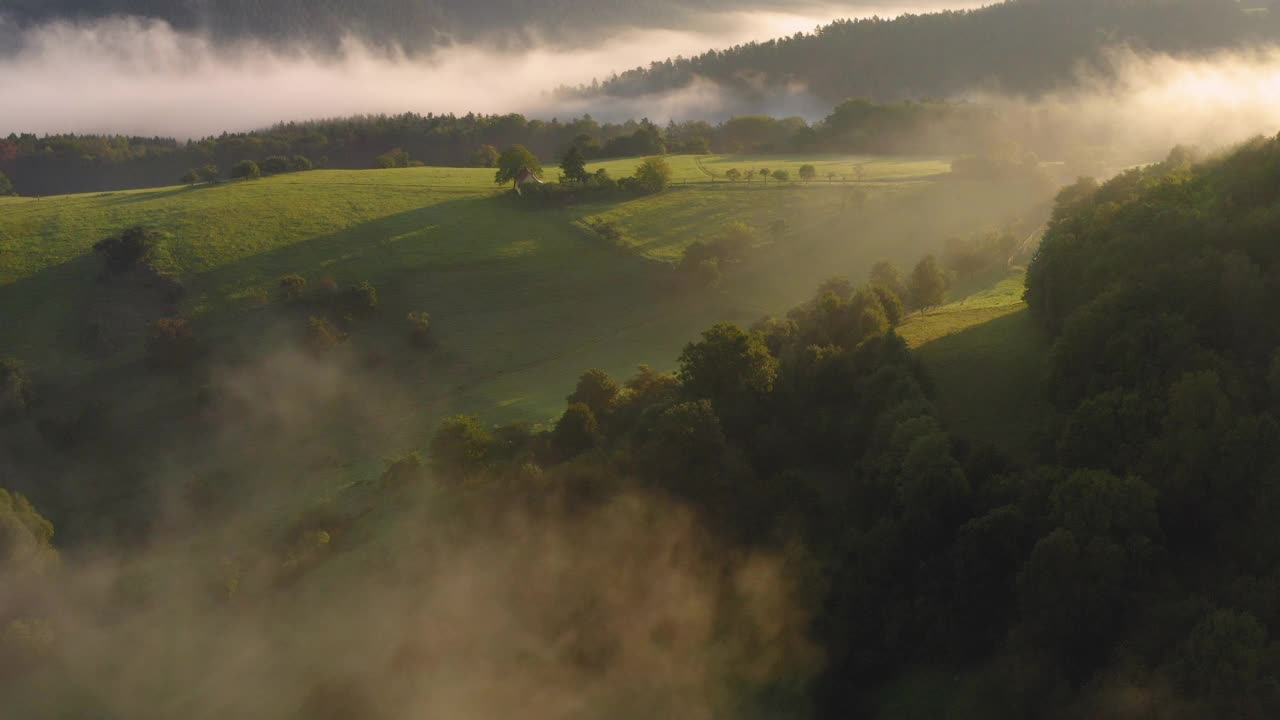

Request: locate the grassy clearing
(898, 269), (1047, 459)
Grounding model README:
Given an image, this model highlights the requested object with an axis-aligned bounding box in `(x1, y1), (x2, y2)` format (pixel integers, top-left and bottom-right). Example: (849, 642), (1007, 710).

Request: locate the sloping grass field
(0, 154), (1051, 530)
(898, 269), (1048, 459)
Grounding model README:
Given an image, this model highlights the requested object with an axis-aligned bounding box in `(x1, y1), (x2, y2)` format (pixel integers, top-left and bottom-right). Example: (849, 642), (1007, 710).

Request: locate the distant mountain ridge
(559, 0), (1280, 103)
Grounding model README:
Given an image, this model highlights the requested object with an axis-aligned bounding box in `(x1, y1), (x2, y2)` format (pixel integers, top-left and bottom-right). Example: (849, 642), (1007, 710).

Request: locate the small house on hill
(513, 167), (543, 195)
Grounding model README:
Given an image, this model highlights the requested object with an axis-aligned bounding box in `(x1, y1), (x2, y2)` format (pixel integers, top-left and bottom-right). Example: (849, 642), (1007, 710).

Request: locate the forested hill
(562, 0), (1280, 103)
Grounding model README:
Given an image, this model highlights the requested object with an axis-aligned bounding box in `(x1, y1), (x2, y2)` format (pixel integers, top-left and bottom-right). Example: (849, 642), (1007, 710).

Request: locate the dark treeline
(0, 100), (1000, 196)
(562, 0), (1280, 104)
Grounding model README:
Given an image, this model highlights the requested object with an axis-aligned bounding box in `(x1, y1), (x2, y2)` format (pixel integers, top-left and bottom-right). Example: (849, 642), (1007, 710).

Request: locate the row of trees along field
(562, 0), (1280, 103)
(0, 99), (1004, 196)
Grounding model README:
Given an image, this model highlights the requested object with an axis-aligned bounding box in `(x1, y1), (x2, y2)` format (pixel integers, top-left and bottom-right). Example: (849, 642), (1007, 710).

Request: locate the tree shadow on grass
(915, 308), (1049, 462)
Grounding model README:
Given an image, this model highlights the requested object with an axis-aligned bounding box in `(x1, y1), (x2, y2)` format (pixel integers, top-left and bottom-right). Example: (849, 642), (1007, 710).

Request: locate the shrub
(633, 156), (673, 194)
(707, 222), (754, 264)
(230, 160), (260, 180)
(407, 160), (426, 168)
(771, 169), (791, 183)
(290, 155), (313, 171)
(375, 148), (410, 169)
(317, 275), (339, 293)
(407, 311), (434, 348)
(567, 369), (620, 419)
(679, 244), (723, 288)
(345, 281), (379, 315)
(279, 274), (307, 302)
(304, 316), (344, 354)
(93, 226), (159, 274)
(587, 168), (618, 191)
(586, 219), (624, 247)
(261, 156), (291, 174)
(472, 144), (500, 168)
(552, 403), (599, 461)
(0, 358), (34, 420)
(381, 452), (426, 488)
(429, 415), (494, 479)
(146, 317), (197, 369)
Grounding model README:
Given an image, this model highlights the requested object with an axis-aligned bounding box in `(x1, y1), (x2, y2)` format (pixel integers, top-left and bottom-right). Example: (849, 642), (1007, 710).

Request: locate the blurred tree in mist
(908, 254), (948, 312)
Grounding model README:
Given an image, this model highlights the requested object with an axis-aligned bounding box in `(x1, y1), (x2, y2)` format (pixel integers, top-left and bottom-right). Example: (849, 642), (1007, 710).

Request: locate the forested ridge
(563, 0), (1280, 103)
(0, 100), (1001, 196)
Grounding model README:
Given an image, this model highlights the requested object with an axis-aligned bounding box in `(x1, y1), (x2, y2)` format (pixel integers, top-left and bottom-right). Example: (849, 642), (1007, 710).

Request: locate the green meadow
(0, 155), (1048, 529)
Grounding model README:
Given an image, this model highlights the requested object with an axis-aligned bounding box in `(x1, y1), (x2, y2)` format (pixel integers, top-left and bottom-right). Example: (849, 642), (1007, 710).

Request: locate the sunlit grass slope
(898, 269), (1047, 459)
(0, 159), (1049, 529)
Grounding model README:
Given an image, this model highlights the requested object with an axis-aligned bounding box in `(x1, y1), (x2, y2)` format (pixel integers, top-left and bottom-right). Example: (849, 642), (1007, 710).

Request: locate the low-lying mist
(6, 11), (1280, 168)
(0, 3), (976, 138)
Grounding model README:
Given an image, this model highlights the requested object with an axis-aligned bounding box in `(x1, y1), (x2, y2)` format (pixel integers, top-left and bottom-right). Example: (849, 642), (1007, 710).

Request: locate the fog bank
(0, 5), (987, 137)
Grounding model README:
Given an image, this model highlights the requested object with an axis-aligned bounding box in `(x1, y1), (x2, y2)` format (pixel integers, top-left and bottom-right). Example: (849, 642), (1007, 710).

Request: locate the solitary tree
(429, 415), (494, 479)
(559, 144), (588, 184)
(870, 261), (907, 300)
(725, 168), (742, 183)
(908, 254), (949, 311)
(495, 145), (541, 187)
(799, 164), (817, 182)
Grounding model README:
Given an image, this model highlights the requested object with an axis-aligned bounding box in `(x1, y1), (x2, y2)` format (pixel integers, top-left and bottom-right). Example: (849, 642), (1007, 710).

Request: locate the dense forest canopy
(561, 0), (1280, 103)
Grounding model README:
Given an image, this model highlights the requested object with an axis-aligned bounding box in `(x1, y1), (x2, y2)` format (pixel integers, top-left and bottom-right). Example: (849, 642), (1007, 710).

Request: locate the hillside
(567, 0), (1277, 103)
(0, 156), (1050, 539)
(897, 268), (1047, 460)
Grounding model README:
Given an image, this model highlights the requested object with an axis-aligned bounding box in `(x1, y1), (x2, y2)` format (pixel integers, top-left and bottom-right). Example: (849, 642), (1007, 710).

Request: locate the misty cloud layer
(0, 5), (987, 137)
(4, 4), (1280, 162)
